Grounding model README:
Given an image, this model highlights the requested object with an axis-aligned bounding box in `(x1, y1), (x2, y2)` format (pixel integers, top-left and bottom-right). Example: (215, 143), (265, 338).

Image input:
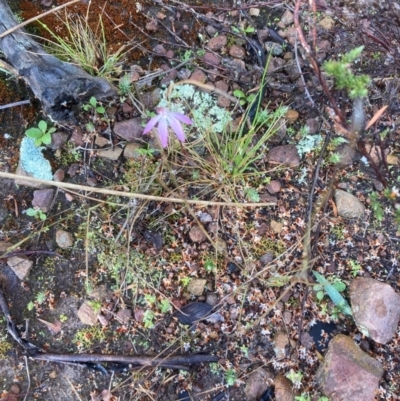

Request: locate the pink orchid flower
(143, 107), (193, 148)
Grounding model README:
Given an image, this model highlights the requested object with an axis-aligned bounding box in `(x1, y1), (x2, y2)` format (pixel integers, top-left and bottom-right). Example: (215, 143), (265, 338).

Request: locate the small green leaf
(233, 89), (246, 98)
(48, 127), (57, 135)
(25, 128), (43, 138)
(89, 97), (97, 107)
(332, 281), (346, 292)
(316, 291), (324, 301)
(34, 138), (42, 147)
(245, 26), (255, 33)
(27, 301), (35, 311)
(38, 120), (47, 132)
(26, 208), (37, 217)
(39, 212), (47, 221)
(41, 133), (52, 145)
(96, 106), (105, 114)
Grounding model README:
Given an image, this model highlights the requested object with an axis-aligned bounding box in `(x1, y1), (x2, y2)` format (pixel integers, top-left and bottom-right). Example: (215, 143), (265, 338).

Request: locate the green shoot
(25, 120), (56, 147)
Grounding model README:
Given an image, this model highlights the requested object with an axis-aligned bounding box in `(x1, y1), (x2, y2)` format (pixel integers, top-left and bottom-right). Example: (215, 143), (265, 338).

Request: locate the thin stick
(0, 0), (82, 39)
(0, 171), (275, 208)
(0, 100), (30, 110)
(23, 356), (31, 401)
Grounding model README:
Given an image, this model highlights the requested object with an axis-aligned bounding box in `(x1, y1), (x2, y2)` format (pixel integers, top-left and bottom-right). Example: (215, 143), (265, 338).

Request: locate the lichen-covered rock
(350, 278), (400, 344)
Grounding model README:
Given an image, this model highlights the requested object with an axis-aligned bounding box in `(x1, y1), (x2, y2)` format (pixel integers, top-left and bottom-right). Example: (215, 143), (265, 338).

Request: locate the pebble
(187, 279), (207, 296)
(268, 145), (301, 167)
(116, 308), (131, 324)
(189, 68), (207, 83)
(319, 16), (335, 30)
(229, 45), (246, 59)
(281, 10), (294, 25)
(97, 148), (123, 161)
(77, 300), (98, 326)
(124, 143), (143, 159)
(32, 189), (54, 212)
(7, 256), (33, 280)
(113, 118), (144, 142)
(244, 368), (274, 401)
(335, 189), (365, 219)
(188, 225), (207, 243)
(274, 375), (295, 401)
(56, 229), (74, 248)
(266, 180), (282, 194)
(273, 331), (295, 359)
(202, 52), (221, 66)
(207, 35), (227, 51)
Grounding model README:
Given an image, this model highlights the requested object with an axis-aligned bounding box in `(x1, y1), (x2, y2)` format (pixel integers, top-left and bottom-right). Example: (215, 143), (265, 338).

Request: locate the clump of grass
(39, 12), (133, 82)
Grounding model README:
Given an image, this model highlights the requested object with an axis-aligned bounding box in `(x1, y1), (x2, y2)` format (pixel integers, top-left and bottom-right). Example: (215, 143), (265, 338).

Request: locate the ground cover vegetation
(0, 0), (400, 400)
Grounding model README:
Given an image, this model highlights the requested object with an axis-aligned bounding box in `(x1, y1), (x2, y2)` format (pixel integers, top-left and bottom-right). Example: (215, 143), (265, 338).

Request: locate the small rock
(266, 180), (281, 194)
(124, 143), (143, 159)
(70, 127), (85, 147)
(77, 301), (98, 326)
(189, 69), (207, 83)
(165, 50), (174, 59)
(205, 292), (218, 307)
(249, 7), (260, 17)
(187, 279), (207, 296)
(113, 118), (144, 142)
(260, 252), (274, 265)
(265, 41), (284, 56)
(283, 311), (292, 324)
(56, 230), (74, 248)
(205, 25), (217, 36)
(274, 375), (295, 401)
(0, 241), (11, 252)
(270, 220), (284, 234)
(281, 10), (294, 25)
(350, 278), (400, 344)
(141, 88), (162, 110)
(15, 163), (48, 188)
(285, 109), (299, 123)
(202, 52), (221, 66)
(207, 35), (227, 51)
(214, 80), (229, 92)
(53, 169), (65, 182)
(199, 212), (212, 224)
(49, 132), (68, 150)
(32, 189), (54, 212)
(145, 19), (158, 32)
(319, 16), (335, 30)
(95, 135), (109, 147)
(153, 44), (166, 55)
(305, 118), (320, 134)
(335, 189), (365, 219)
(67, 163), (80, 177)
(229, 45), (246, 59)
(273, 332), (295, 359)
(337, 143), (356, 166)
(7, 256), (33, 280)
(259, 193), (278, 204)
(283, 60), (301, 81)
(188, 225), (207, 243)
(316, 334), (383, 401)
(97, 147), (123, 161)
(116, 308), (131, 324)
(268, 145), (300, 167)
(244, 368), (274, 401)
(285, 26), (298, 46)
(217, 95), (231, 108)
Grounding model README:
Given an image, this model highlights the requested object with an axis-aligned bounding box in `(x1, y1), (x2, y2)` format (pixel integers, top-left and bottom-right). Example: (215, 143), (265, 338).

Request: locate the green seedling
(286, 369), (304, 388)
(313, 271), (352, 316)
(204, 258), (216, 273)
(224, 369), (237, 386)
(25, 120), (56, 146)
(118, 74), (132, 95)
(83, 96), (106, 115)
(233, 89), (256, 106)
(232, 25), (255, 35)
(143, 309), (155, 328)
(348, 260), (362, 277)
(25, 207), (47, 221)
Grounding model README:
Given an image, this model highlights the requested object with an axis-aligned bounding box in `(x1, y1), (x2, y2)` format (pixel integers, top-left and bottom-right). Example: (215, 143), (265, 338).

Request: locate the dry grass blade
(365, 105), (388, 130)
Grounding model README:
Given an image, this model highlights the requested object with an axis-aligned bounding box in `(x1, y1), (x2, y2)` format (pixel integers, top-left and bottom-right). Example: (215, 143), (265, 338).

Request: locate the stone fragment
(205, 25), (217, 36)
(268, 145), (300, 167)
(7, 256), (33, 280)
(97, 147), (123, 161)
(188, 225), (207, 243)
(337, 143), (356, 166)
(53, 169), (65, 182)
(244, 368), (273, 401)
(259, 193), (278, 204)
(67, 163), (80, 177)
(0, 241), (11, 252)
(116, 308), (131, 324)
(305, 118), (320, 134)
(316, 334), (383, 401)
(95, 135), (109, 147)
(266, 180), (281, 194)
(15, 163), (47, 188)
(270, 220), (284, 234)
(207, 35), (227, 51)
(49, 132), (68, 150)
(141, 88), (162, 110)
(202, 52), (221, 66)
(153, 44), (166, 55)
(77, 301), (98, 326)
(217, 95), (231, 108)
(274, 375), (295, 401)
(281, 10), (294, 25)
(189, 69), (207, 83)
(113, 118), (144, 142)
(187, 279), (207, 296)
(350, 278), (400, 344)
(265, 42), (284, 56)
(145, 19), (158, 32)
(319, 16), (335, 30)
(285, 109), (299, 123)
(249, 8), (260, 17)
(335, 189), (365, 219)
(56, 230), (74, 248)
(273, 331), (295, 359)
(124, 143), (143, 159)
(70, 127), (85, 147)
(32, 189), (54, 212)
(229, 45), (246, 59)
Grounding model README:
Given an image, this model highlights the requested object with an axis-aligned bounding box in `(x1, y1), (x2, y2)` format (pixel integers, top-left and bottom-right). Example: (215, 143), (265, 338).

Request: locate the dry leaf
(37, 318), (62, 334)
(365, 105), (388, 130)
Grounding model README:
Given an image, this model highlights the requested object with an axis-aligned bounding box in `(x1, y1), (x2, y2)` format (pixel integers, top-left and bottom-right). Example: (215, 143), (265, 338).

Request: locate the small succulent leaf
(332, 281), (346, 292)
(25, 128), (43, 138)
(39, 212), (47, 221)
(41, 133), (52, 145)
(96, 106), (105, 114)
(313, 284), (323, 292)
(26, 208), (37, 216)
(38, 120), (47, 132)
(316, 291), (324, 301)
(34, 138), (42, 146)
(233, 89), (246, 98)
(47, 127), (57, 135)
(89, 97), (97, 107)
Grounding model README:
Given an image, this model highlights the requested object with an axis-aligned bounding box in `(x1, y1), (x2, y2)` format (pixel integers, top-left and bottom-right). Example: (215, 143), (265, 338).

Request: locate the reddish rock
(244, 368), (274, 401)
(50, 132), (68, 150)
(202, 52), (221, 66)
(274, 375), (295, 401)
(145, 19), (158, 32)
(316, 334), (383, 401)
(77, 301), (98, 326)
(214, 80), (229, 92)
(266, 180), (281, 194)
(116, 308), (131, 324)
(113, 118), (144, 142)
(268, 145), (300, 167)
(350, 278), (400, 344)
(229, 45), (246, 59)
(153, 44), (166, 55)
(189, 68), (207, 83)
(207, 35), (227, 50)
(217, 95), (231, 108)
(32, 189), (54, 212)
(53, 169), (65, 182)
(188, 225), (207, 243)
(70, 126), (85, 147)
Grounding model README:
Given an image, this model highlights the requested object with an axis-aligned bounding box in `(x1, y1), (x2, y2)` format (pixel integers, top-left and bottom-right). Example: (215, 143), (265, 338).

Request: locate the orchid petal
(167, 116), (186, 143)
(157, 116), (169, 147)
(169, 111), (193, 125)
(143, 115), (161, 135)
